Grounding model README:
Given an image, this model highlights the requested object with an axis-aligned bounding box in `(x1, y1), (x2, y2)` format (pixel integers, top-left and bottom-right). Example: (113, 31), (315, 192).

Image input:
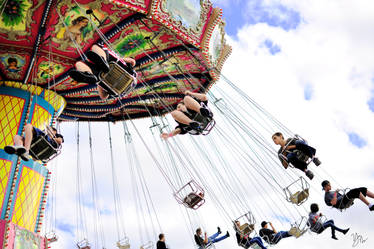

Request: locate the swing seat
(99, 61), (135, 96)
(174, 180), (205, 210)
(188, 114), (216, 136)
(238, 223), (255, 236)
(117, 237), (131, 249)
(289, 226), (307, 238)
(250, 243), (262, 249)
(29, 135), (61, 163)
(284, 177), (310, 206)
(140, 241), (153, 249)
(77, 239), (91, 249)
(339, 199), (354, 211)
(45, 232), (58, 243)
(289, 189), (309, 205)
(183, 192), (205, 210)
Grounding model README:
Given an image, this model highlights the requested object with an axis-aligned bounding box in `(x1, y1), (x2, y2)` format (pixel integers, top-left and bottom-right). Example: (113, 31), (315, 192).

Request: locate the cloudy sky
(47, 1), (374, 249)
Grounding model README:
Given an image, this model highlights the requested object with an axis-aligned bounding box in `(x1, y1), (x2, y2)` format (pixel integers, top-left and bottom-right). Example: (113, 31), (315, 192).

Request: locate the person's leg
(69, 62), (98, 84)
(210, 233), (228, 243)
(23, 123), (34, 151)
(184, 96), (201, 113)
(287, 153), (307, 171)
(14, 135), (24, 146)
(322, 220), (337, 237)
(365, 189), (374, 198)
(208, 231), (220, 240)
(272, 231), (291, 244)
(346, 188), (370, 206)
(171, 110), (192, 125)
(75, 61), (93, 73)
(91, 44), (107, 58)
(97, 86), (109, 100)
(294, 140), (316, 157)
(249, 237), (267, 249)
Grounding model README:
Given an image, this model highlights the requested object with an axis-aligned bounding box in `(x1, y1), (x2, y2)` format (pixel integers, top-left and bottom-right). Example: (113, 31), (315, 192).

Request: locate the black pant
(338, 187), (367, 208)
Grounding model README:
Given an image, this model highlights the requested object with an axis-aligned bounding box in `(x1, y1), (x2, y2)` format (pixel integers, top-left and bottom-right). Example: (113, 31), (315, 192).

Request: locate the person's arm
(278, 154), (289, 169)
(330, 190), (339, 206)
(161, 128), (182, 140)
(204, 232), (208, 244)
(185, 90), (207, 101)
(269, 222), (277, 233)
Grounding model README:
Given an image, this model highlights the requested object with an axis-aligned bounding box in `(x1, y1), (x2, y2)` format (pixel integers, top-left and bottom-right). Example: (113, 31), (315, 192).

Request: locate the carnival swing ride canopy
(0, 0), (231, 121)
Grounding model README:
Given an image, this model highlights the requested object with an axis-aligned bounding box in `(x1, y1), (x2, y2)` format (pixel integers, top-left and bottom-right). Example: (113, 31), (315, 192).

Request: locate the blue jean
(247, 237), (267, 249)
(319, 220), (346, 236)
(208, 231), (229, 243)
(272, 231), (292, 244)
(286, 140), (316, 171)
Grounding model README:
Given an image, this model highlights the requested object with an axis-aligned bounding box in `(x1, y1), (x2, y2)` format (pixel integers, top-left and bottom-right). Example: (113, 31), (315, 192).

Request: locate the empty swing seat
(289, 216), (309, 238)
(289, 226), (307, 238)
(45, 232), (58, 243)
(289, 189), (309, 205)
(117, 237), (131, 249)
(140, 241), (153, 249)
(284, 177), (310, 206)
(99, 61), (135, 96)
(238, 223), (255, 236)
(77, 239), (91, 249)
(183, 192), (205, 209)
(29, 135), (61, 163)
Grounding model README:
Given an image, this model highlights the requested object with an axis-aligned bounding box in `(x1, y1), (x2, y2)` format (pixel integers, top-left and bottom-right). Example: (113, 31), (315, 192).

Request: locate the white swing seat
(29, 135), (61, 163)
(140, 241), (153, 249)
(284, 177), (310, 206)
(99, 61), (135, 96)
(183, 192), (205, 210)
(45, 232), (58, 243)
(117, 237), (131, 249)
(289, 226), (307, 238)
(77, 239), (91, 249)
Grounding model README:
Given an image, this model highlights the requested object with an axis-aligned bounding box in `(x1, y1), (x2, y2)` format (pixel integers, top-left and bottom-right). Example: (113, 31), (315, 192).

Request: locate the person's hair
(56, 134), (64, 143)
(159, 233), (164, 240)
(52, 127), (57, 132)
(196, 228), (201, 234)
(321, 180), (330, 189)
(272, 132), (283, 138)
(72, 16), (88, 26)
(310, 203), (319, 213)
(7, 57), (17, 64)
(261, 221), (267, 228)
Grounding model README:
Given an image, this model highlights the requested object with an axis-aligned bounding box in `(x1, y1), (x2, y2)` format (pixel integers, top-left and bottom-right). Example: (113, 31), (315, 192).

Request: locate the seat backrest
(29, 136), (60, 162)
(100, 61), (134, 95)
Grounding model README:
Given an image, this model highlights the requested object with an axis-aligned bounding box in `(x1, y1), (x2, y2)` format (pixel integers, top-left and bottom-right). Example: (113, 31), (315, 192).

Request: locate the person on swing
(4, 124), (64, 161)
(272, 132), (321, 180)
(194, 227), (229, 249)
(235, 220), (267, 249)
(161, 90), (213, 139)
(322, 180), (374, 211)
(69, 44), (137, 100)
(307, 203), (349, 240)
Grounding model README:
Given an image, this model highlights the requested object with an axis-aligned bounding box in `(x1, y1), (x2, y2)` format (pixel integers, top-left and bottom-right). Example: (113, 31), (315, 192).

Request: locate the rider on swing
(272, 132), (321, 180)
(69, 44), (137, 100)
(161, 91), (213, 139)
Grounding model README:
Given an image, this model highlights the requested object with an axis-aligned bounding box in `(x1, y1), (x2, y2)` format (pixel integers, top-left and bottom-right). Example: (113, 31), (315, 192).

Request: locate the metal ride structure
(0, 0), (230, 248)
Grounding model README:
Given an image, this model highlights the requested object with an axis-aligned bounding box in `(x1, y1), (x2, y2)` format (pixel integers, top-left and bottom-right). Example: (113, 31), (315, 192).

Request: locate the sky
(45, 1), (374, 249)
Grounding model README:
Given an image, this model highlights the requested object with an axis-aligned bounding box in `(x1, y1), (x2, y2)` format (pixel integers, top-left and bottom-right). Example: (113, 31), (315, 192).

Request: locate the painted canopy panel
(0, 0), (230, 121)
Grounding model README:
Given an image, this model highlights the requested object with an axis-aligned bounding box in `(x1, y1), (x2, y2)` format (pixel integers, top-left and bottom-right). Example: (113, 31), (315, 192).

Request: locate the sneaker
(343, 228), (350, 235)
(86, 50), (110, 73)
(369, 205), (374, 211)
(226, 231), (230, 237)
(313, 157), (321, 166)
(15, 146), (26, 156)
(305, 170), (314, 180)
(331, 235), (338, 240)
(4, 145), (17, 155)
(200, 107), (213, 118)
(20, 152), (30, 162)
(69, 69), (98, 84)
(189, 121), (201, 131)
(217, 227), (221, 234)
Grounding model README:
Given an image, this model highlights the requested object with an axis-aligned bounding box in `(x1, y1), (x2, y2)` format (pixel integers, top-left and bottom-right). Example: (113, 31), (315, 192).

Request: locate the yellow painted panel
(11, 166), (45, 231)
(31, 104), (52, 131)
(0, 159), (12, 210)
(0, 95), (25, 149)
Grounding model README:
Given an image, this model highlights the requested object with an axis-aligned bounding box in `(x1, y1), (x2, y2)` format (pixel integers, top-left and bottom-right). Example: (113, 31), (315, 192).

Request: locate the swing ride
(0, 0), (350, 249)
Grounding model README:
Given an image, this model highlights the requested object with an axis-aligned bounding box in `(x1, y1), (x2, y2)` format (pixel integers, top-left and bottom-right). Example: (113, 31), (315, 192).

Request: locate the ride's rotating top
(0, 0), (232, 122)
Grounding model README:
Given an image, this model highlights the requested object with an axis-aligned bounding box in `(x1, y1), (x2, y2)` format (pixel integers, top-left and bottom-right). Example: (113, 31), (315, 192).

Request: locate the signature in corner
(352, 232), (368, 247)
